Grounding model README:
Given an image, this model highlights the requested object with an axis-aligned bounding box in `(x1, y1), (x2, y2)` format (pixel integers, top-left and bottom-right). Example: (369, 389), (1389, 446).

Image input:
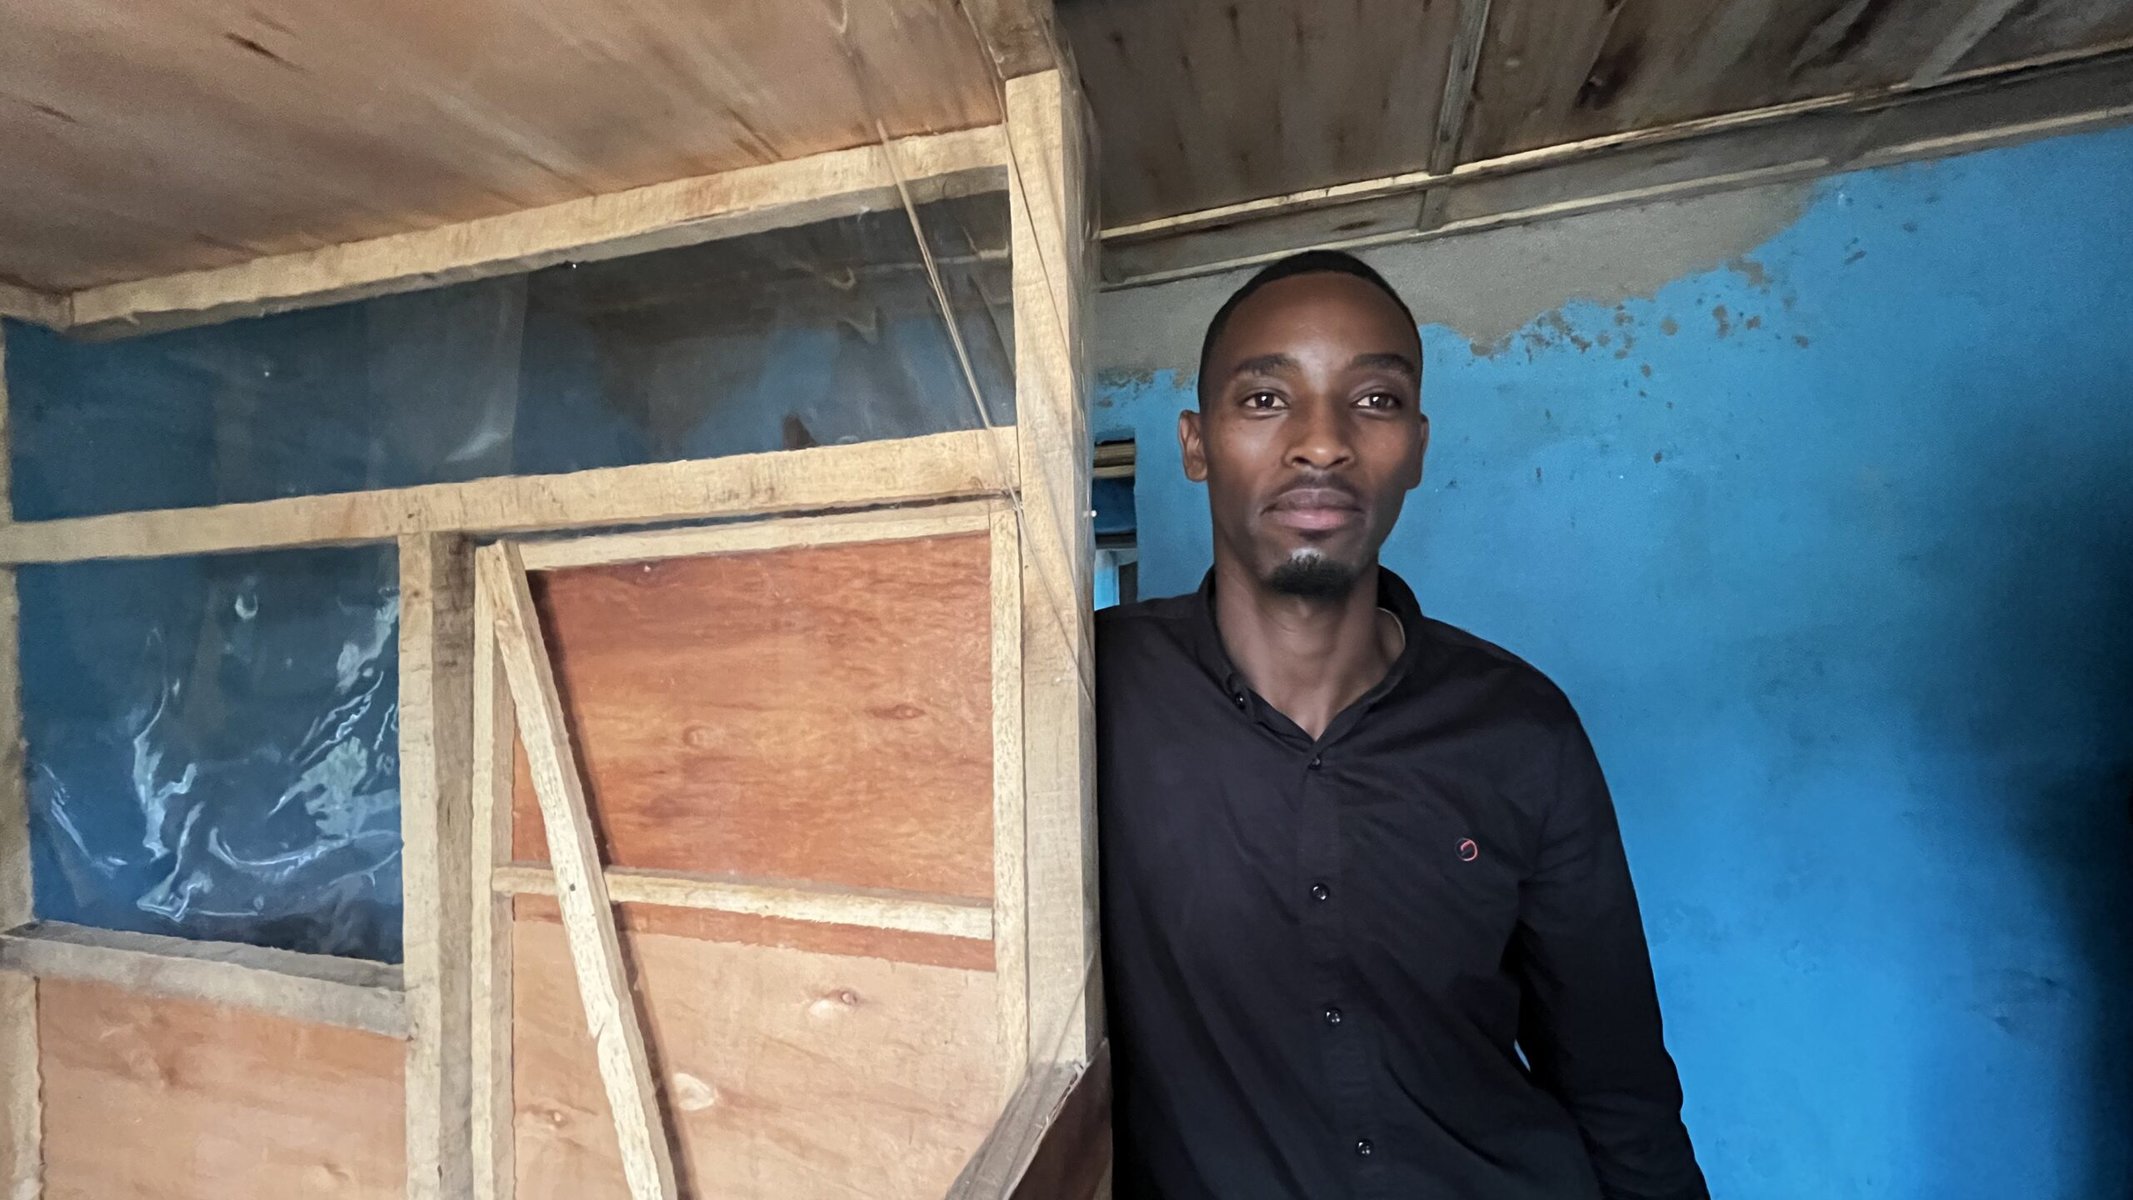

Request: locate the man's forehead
(1213, 273), (1422, 362)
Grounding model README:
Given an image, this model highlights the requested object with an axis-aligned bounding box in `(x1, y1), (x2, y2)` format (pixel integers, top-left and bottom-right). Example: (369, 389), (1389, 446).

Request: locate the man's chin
(1265, 551), (1362, 600)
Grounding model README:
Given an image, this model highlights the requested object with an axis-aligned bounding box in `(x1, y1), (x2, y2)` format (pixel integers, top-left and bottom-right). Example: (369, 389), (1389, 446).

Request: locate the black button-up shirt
(1097, 570), (1706, 1200)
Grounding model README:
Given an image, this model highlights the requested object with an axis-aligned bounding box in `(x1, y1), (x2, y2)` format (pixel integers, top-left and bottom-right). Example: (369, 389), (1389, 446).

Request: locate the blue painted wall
(1095, 127), (2133, 1198)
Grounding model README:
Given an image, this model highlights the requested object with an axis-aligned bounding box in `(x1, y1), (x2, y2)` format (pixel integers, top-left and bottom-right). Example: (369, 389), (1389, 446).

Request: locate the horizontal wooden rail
(0, 427), (1017, 565)
(0, 921), (406, 1037)
(492, 864), (994, 942)
(517, 499), (998, 570)
(55, 125), (1011, 337)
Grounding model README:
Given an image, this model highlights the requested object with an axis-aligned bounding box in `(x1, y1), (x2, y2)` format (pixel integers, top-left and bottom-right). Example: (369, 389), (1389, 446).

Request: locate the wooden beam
(0, 921), (405, 1037)
(0, 319), (37, 1200)
(1909, 0), (2031, 86)
(515, 500), (996, 571)
(1418, 0), (1495, 229)
(0, 280), (67, 330)
(1006, 67), (1097, 1068)
(945, 1044), (1110, 1200)
(63, 125), (1009, 337)
(470, 566), (518, 1200)
(1103, 45), (2133, 287)
(962, 0), (1061, 79)
(478, 543), (678, 1200)
(491, 865), (995, 941)
(988, 505), (1029, 1093)
(399, 534), (476, 1200)
(0, 426), (1017, 565)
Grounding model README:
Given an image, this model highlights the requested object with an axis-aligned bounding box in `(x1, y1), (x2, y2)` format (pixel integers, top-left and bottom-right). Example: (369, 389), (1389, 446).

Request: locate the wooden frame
(0, 64), (1103, 1197)
(468, 498), (1043, 1197)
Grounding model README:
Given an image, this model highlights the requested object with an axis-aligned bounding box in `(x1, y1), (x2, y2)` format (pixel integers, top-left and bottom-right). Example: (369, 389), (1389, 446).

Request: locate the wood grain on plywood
(1062, 0), (1463, 224)
(511, 918), (1005, 1200)
(38, 977), (405, 1200)
(509, 533), (997, 900)
(513, 893), (994, 974)
(0, 0), (1000, 293)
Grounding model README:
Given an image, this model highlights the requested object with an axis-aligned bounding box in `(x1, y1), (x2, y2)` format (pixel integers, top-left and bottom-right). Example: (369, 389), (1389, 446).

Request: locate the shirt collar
(1189, 564), (1428, 711)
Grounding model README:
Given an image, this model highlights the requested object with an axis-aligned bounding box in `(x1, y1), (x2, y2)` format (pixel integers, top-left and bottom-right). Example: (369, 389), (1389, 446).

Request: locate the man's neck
(1213, 556), (1400, 741)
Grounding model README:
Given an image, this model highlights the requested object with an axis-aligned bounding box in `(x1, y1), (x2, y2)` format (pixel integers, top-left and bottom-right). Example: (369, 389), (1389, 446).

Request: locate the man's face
(1182, 272), (1428, 598)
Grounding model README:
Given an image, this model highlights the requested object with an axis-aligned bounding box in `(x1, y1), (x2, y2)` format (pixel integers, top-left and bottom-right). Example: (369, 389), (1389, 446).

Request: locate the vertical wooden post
(989, 503), (1029, 1094)
(1006, 67), (1097, 1070)
(0, 324), (41, 1198)
(470, 551), (517, 1200)
(399, 533), (476, 1200)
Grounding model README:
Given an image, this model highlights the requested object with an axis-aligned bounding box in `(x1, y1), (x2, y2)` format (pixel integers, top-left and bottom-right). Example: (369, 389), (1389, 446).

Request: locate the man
(1096, 251), (1706, 1199)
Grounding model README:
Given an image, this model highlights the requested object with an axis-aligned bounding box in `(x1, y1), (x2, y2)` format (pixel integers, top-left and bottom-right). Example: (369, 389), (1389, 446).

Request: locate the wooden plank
(471, 571), (518, 1200)
(0, 319), (34, 1200)
(479, 543), (678, 1200)
(0, 426), (1017, 565)
(962, 0), (1062, 78)
(37, 977), (404, 1200)
(1006, 68), (1098, 1067)
(1910, 0), (2034, 83)
(1061, 0), (1462, 226)
(510, 919), (1006, 1200)
(0, 1), (1003, 298)
(0, 280), (66, 329)
(507, 534), (998, 900)
(516, 501), (995, 571)
(989, 506), (1030, 1093)
(399, 534), (476, 1200)
(512, 894), (994, 974)
(946, 1045), (1111, 1200)
(0, 921), (406, 1037)
(494, 866), (993, 942)
(1103, 46), (2133, 287)
(61, 125), (1009, 336)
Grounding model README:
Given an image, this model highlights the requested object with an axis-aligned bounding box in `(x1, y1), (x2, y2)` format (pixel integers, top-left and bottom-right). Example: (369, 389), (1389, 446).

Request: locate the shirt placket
(1296, 741), (1381, 1195)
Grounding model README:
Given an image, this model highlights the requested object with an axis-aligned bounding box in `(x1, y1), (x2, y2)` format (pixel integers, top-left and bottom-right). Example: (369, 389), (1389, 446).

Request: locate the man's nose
(1286, 401), (1356, 470)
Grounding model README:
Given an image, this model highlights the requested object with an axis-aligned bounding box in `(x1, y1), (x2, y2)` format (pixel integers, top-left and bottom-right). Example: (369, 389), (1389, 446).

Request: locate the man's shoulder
(1094, 592), (1202, 681)
(1411, 615), (1580, 725)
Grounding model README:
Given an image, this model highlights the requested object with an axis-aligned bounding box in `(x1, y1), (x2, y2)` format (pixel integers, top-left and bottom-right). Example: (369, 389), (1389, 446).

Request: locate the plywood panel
(0, 0), (1000, 291)
(37, 977), (405, 1200)
(511, 918), (1005, 1200)
(509, 533), (997, 900)
(1063, 0), (1462, 224)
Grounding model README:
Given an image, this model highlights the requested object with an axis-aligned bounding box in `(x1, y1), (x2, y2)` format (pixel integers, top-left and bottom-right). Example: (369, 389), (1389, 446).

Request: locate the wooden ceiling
(1069, 0), (2133, 282)
(0, 0), (1003, 293)
(2, 0), (2129, 313)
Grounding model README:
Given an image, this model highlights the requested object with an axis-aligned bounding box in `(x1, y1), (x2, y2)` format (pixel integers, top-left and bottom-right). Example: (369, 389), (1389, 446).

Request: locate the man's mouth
(1265, 486), (1363, 533)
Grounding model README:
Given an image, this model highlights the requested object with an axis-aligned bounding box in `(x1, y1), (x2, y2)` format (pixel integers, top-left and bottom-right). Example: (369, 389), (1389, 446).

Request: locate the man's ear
(1179, 409), (1209, 483)
(1404, 413), (1431, 490)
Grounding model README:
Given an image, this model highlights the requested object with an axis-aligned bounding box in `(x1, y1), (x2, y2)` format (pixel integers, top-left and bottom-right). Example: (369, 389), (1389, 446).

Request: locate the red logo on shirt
(1456, 838), (1479, 863)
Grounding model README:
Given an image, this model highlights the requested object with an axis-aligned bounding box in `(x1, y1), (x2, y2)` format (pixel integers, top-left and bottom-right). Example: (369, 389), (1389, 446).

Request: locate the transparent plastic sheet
(20, 547), (404, 960)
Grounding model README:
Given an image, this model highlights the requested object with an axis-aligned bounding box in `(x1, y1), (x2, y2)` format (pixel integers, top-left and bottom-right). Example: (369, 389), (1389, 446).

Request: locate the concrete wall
(1093, 126), (2133, 1199)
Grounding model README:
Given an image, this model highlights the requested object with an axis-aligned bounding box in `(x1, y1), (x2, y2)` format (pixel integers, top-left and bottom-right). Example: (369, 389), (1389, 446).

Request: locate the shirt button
(1310, 882), (1330, 902)
(1354, 1139), (1374, 1158)
(1231, 692), (1246, 708)
(1308, 755), (1323, 770)
(1323, 1005), (1343, 1026)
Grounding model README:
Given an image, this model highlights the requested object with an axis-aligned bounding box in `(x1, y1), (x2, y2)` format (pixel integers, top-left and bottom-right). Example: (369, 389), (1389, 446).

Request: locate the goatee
(1266, 551), (1359, 601)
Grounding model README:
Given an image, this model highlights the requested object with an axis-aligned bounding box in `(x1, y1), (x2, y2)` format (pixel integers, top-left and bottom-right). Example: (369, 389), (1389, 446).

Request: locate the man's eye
(1241, 391), (1284, 410)
(1357, 392), (1402, 410)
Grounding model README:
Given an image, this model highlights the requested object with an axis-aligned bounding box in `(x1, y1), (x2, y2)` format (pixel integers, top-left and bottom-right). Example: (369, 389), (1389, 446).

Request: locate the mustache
(1266, 474), (1364, 509)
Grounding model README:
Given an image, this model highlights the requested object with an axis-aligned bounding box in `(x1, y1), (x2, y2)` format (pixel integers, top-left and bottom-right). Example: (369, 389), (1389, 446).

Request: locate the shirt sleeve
(1514, 714), (1709, 1200)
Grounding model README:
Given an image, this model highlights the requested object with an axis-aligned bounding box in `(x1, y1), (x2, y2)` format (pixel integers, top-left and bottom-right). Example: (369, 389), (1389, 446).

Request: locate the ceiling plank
(1102, 47), (2133, 287)
(962, 0), (1061, 78)
(1909, 0), (2034, 83)
(1418, 0), (1498, 229)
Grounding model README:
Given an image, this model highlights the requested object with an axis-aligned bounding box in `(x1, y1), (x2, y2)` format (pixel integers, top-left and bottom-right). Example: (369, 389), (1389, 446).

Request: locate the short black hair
(1196, 250), (1420, 401)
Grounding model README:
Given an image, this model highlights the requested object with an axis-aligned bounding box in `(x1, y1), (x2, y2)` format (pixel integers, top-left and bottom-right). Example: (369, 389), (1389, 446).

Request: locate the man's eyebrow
(1351, 351), (1420, 378)
(1229, 352), (1300, 377)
